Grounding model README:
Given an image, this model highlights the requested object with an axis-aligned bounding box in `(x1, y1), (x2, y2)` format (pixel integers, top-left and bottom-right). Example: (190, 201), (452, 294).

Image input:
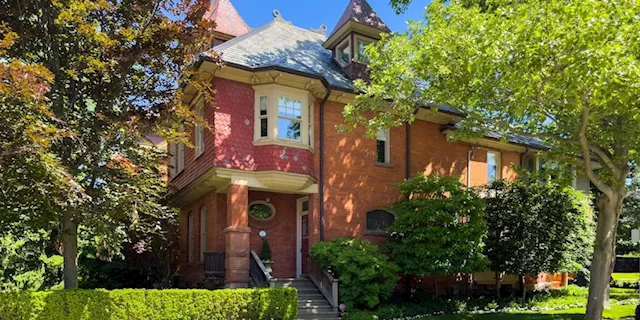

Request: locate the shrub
(388, 174), (486, 280)
(261, 238), (272, 262)
(311, 238), (399, 309)
(0, 287), (297, 320)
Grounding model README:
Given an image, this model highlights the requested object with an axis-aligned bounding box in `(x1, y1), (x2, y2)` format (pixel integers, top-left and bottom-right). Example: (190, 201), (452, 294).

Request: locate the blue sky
(229, 0), (432, 33)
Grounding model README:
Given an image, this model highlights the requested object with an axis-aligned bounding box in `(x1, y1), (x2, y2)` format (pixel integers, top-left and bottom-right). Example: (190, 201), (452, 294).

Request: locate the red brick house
(170, 0), (591, 293)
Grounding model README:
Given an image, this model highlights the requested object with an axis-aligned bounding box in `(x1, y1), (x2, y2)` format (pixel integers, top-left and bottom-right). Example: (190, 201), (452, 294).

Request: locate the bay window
(254, 84), (313, 148)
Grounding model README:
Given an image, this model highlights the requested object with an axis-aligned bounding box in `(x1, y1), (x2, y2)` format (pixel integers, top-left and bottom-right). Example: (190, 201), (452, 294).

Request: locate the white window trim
(194, 98), (205, 159)
(376, 129), (391, 164)
(253, 84), (314, 150)
(199, 206), (207, 262)
(336, 36), (352, 67)
(487, 151), (501, 182)
(354, 34), (375, 63)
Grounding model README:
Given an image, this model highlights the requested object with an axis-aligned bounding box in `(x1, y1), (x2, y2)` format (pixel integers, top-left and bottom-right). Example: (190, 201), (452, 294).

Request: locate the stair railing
(307, 255), (339, 307)
(250, 250), (275, 288)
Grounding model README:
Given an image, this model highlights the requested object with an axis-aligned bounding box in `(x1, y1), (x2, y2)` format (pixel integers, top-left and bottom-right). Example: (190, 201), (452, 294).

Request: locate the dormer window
(356, 37), (373, 63)
(254, 84), (314, 149)
(336, 37), (351, 66)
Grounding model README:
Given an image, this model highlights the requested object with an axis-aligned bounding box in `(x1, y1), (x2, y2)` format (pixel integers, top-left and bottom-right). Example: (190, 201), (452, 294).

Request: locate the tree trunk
(62, 212), (78, 289)
(520, 275), (526, 300)
(585, 193), (624, 320)
(495, 271), (501, 299)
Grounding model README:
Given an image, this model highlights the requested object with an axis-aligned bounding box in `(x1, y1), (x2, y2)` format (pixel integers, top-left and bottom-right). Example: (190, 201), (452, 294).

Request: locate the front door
(301, 214), (309, 275)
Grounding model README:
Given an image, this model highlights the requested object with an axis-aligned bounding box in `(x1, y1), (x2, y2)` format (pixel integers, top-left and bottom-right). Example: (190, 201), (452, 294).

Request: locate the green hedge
(0, 288), (297, 320)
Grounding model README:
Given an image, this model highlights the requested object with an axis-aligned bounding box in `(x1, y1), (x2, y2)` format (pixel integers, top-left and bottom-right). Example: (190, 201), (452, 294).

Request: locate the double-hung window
(278, 97), (302, 141)
(376, 129), (390, 164)
(254, 84), (313, 148)
(487, 151), (501, 182)
(194, 100), (205, 158)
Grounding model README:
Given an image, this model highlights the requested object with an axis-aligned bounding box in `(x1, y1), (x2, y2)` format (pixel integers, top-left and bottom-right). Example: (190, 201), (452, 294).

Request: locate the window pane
(278, 97), (302, 119)
(302, 218), (308, 237)
(341, 45), (350, 64)
(376, 129), (387, 141)
(302, 200), (309, 212)
(377, 140), (386, 163)
(358, 40), (370, 63)
(260, 96), (268, 116)
(278, 118), (301, 141)
(487, 152), (498, 182)
(249, 203), (274, 220)
(260, 118), (268, 137)
(366, 210), (395, 232)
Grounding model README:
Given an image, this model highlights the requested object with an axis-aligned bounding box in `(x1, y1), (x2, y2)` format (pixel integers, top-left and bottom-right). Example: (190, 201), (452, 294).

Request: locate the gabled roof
(329, 0), (390, 39)
(204, 0), (250, 38)
(204, 18), (354, 91)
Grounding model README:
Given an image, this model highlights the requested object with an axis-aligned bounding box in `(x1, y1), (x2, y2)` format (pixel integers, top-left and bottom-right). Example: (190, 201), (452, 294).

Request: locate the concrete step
(298, 299), (332, 307)
(298, 306), (338, 313)
(297, 293), (327, 300)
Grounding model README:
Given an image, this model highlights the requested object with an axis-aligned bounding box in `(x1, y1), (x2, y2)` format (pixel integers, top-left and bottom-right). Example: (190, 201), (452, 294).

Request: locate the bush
(388, 174), (487, 280)
(0, 287), (297, 320)
(311, 238), (399, 309)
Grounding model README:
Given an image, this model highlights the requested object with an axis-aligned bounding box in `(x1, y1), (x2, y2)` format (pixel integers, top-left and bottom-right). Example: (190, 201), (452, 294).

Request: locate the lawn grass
(612, 272), (640, 282)
(426, 304), (636, 319)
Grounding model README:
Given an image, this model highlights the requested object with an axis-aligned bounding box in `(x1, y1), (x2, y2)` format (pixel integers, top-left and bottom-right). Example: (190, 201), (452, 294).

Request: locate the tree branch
(578, 106), (613, 198)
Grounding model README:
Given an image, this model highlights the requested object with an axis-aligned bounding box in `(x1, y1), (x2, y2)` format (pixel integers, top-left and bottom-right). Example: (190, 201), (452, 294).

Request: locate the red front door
(301, 214), (309, 275)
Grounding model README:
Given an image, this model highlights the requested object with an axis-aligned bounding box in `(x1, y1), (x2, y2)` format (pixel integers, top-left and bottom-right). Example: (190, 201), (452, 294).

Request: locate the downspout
(467, 147), (473, 189)
(405, 123), (411, 179)
(319, 88), (331, 241)
(520, 147), (530, 167)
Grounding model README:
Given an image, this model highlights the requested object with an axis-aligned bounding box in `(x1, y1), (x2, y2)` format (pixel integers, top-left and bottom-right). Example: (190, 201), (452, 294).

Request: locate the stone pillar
(224, 184), (250, 288)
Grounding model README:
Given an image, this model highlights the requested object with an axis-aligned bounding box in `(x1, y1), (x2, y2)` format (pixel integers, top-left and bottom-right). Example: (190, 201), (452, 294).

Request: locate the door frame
(296, 196), (309, 278)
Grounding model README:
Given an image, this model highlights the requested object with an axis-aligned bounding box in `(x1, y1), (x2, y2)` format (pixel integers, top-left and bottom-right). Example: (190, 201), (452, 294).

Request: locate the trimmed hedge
(0, 288), (297, 320)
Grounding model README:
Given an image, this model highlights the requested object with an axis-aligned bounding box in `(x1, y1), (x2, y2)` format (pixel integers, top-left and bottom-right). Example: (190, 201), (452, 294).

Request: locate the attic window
(356, 39), (371, 63)
(336, 37), (351, 66)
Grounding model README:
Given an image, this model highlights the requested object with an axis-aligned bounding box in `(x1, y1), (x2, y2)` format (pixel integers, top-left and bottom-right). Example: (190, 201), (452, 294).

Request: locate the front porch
(178, 179), (319, 288)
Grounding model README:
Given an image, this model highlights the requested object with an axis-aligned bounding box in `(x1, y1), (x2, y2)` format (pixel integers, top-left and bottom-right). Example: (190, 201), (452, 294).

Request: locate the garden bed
(342, 285), (638, 320)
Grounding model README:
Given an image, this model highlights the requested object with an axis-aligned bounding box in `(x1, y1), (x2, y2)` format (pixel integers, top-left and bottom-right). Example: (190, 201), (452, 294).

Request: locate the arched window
(199, 206), (207, 261)
(187, 212), (194, 263)
(249, 201), (276, 221)
(366, 209), (395, 233)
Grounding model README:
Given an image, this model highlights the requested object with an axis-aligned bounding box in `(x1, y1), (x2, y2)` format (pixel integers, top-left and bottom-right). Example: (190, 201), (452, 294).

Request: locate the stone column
(224, 184), (250, 288)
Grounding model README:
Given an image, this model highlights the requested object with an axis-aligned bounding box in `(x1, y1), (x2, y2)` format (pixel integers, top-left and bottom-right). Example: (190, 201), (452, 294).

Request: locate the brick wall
(170, 78), (314, 192)
(179, 189), (218, 285)
(214, 190), (298, 279)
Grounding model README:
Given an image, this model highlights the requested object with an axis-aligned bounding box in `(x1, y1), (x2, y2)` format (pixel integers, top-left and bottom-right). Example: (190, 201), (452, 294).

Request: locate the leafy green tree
(484, 174), (594, 298)
(346, 1), (639, 317)
(387, 174), (486, 294)
(311, 238), (399, 309)
(617, 172), (640, 255)
(0, 228), (63, 292)
(1, 0), (218, 288)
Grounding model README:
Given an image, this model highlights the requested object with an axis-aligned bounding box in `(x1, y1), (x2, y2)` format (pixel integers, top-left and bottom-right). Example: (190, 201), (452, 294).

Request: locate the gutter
(319, 88), (332, 241)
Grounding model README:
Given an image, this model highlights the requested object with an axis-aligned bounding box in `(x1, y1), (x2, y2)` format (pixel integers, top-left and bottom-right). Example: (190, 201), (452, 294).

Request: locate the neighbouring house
(170, 0), (591, 293)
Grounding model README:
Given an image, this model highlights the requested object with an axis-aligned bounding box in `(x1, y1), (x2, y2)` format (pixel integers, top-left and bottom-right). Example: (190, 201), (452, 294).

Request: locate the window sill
(253, 139), (314, 153)
(374, 162), (393, 168)
(195, 152), (204, 160)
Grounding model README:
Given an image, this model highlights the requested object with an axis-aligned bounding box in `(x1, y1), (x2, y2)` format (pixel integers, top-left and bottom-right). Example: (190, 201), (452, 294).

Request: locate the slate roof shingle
(205, 19), (354, 91)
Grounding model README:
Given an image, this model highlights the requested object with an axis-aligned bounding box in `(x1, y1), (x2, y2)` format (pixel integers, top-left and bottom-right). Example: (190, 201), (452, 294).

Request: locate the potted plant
(261, 238), (274, 273)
